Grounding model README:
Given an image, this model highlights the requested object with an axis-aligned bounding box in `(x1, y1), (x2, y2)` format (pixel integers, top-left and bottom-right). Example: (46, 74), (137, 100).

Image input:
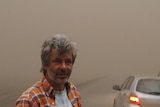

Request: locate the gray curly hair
(40, 34), (78, 74)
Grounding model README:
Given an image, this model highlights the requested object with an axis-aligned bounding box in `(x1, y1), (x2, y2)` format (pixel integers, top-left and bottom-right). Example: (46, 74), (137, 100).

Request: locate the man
(16, 34), (81, 107)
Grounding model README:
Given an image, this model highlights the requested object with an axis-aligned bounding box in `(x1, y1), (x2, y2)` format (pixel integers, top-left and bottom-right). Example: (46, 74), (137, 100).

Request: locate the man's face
(44, 48), (73, 87)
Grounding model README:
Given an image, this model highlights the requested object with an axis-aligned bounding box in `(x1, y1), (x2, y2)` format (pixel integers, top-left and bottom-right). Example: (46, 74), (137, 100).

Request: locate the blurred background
(0, 0), (160, 106)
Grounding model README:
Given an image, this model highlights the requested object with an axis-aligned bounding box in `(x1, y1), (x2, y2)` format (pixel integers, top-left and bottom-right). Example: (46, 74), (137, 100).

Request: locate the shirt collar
(41, 75), (54, 96)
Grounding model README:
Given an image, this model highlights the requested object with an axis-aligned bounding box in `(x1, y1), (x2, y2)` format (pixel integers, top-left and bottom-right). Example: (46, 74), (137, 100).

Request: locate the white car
(113, 75), (160, 107)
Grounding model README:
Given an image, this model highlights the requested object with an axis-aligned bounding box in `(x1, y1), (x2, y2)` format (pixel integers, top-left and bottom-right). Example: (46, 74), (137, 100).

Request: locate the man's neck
(45, 74), (65, 91)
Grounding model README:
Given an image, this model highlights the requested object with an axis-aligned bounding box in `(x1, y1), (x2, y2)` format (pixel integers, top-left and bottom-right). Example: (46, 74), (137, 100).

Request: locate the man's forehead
(51, 48), (73, 54)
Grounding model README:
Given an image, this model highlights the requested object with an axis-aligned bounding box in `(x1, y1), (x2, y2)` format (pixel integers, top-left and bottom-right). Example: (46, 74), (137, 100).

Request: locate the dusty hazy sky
(0, 0), (160, 93)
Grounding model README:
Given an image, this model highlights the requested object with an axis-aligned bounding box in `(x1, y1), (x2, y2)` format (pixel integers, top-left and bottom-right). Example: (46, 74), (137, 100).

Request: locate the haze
(0, 0), (160, 106)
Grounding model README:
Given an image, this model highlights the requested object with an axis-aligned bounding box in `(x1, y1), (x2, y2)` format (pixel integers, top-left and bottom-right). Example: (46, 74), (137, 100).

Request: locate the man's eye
(66, 60), (72, 64)
(53, 60), (61, 63)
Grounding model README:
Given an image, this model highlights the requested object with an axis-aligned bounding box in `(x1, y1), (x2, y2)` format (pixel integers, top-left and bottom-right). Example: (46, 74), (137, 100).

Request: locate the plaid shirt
(16, 76), (81, 107)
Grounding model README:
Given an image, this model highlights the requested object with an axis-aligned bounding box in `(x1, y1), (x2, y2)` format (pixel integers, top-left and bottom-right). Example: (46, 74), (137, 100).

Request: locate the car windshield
(136, 79), (160, 95)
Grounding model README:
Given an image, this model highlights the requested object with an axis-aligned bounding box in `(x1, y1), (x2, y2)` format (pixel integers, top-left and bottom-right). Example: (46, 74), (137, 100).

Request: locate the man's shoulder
(16, 80), (46, 106)
(19, 80), (44, 99)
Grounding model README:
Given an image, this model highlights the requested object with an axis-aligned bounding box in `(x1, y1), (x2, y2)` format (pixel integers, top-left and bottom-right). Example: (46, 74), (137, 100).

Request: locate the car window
(121, 77), (130, 90)
(121, 76), (134, 90)
(124, 76), (134, 89)
(136, 79), (160, 95)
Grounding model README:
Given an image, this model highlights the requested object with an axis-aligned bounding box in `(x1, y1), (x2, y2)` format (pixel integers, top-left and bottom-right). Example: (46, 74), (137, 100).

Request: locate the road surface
(77, 75), (120, 107)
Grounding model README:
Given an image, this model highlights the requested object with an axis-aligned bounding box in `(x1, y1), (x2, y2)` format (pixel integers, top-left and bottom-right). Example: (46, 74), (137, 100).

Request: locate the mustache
(57, 69), (68, 74)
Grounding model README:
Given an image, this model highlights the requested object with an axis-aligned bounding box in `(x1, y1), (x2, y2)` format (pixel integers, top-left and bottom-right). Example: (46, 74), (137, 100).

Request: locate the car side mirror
(113, 85), (121, 91)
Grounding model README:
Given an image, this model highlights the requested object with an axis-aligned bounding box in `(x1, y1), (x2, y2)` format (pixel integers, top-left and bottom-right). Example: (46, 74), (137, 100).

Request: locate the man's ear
(44, 66), (48, 71)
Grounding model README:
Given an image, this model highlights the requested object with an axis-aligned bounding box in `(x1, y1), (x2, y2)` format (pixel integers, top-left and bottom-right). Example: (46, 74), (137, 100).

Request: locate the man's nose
(60, 62), (67, 69)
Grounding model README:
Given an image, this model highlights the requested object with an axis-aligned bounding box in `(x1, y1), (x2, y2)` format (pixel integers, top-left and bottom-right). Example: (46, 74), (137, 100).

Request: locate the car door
(117, 76), (134, 107)
(121, 76), (134, 107)
(115, 77), (130, 107)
